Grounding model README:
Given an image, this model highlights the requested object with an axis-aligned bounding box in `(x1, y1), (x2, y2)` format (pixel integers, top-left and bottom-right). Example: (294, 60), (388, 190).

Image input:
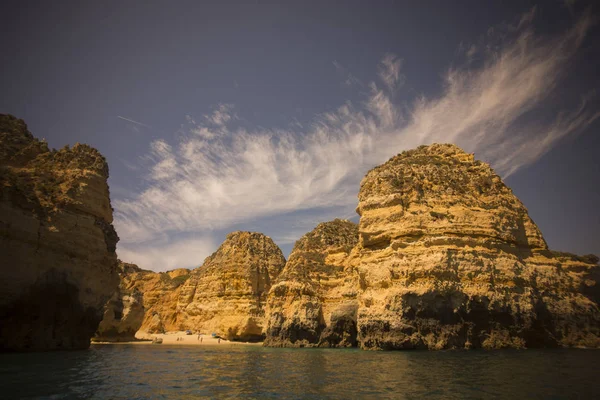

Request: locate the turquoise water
(0, 345), (599, 399)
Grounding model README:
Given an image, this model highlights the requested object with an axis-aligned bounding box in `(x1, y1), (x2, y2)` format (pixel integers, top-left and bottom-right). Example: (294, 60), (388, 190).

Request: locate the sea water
(0, 344), (598, 399)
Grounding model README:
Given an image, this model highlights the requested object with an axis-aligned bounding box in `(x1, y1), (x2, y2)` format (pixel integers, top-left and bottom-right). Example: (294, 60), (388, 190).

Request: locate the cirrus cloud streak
(114, 10), (599, 270)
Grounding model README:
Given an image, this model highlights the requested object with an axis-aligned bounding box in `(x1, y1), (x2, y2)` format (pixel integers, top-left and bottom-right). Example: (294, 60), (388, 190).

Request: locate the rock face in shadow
(176, 232), (285, 341)
(263, 219), (359, 348)
(95, 262), (190, 341)
(95, 262), (148, 341)
(351, 144), (600, 350)
(0, 115), (119, 351)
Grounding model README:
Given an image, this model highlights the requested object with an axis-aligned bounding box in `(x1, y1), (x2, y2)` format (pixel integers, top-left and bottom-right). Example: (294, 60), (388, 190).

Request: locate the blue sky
(2, 1), (599, 271)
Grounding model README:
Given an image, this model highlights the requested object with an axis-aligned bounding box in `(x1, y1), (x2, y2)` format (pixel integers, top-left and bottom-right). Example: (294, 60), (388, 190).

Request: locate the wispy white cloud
(117, 237), (216, 272)
(378, 53), (405, 91)
(204, 103), (236, 126)
(333, 60), (364, 87)
(114, 9), (599, 271)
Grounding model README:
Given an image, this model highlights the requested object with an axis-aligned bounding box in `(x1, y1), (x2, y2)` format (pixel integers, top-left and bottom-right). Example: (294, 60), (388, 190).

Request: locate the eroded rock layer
(95, 262), (190, 340)
(176, 232), (285, 341)
(264, 219), (359, 347)
(90, 140), (599, 351)
(0, 115), (119, 351)
(351, 144), (600, 349)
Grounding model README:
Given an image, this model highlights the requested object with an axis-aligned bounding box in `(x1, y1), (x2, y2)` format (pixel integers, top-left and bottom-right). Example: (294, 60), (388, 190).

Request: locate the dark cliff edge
(0, 114), (119, 352)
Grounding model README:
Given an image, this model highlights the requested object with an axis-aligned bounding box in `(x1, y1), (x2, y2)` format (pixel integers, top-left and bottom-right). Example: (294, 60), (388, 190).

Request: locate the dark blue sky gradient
(2, 0), (599, 268)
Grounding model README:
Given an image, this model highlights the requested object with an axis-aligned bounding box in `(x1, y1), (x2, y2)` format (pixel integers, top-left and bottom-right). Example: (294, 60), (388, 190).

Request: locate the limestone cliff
(95, 261), (190, 340)
(88, 139), (599, 351)
(351, 143), (600, 349)
(0, 114), (119, 351)
(139, 267), (191, 334)
(97, 232), (284, 341)
(264, 219), (359, 347)
(176, 232), (285, 341)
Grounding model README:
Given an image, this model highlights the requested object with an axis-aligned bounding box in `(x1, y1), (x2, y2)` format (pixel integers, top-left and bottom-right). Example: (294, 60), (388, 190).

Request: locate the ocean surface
(0, 344), (599, 399)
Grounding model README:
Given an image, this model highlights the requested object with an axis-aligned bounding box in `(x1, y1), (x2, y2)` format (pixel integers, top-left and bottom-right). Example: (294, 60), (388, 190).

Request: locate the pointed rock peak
(292, 219), (359, 254)
(210, 231), (285, 263)
(0, 114), (33, 139)
(225, 230), (274, 243)
(0, 114), (49, 166)
(175, 231), (286, 341)
(192, 230), (286, 279)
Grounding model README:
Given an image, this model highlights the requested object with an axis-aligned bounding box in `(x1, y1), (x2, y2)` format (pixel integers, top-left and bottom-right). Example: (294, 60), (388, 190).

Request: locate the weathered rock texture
(89, 140), (599, 351)
(139, 267), (191, 334)
(264, 219), (359, 347)
(177, 232), (285, 341)
(0, 114), (119, 351)
(351, 143), (600, 349)
(94, 261), (191, 341)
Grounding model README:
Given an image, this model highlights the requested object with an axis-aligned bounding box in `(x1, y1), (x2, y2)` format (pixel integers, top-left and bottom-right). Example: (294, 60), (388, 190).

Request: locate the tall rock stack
(351, 143), (600, 349)
(0, 115), (119, 351)
(176, 232), (285, 341)
(264, 219), (359, 347)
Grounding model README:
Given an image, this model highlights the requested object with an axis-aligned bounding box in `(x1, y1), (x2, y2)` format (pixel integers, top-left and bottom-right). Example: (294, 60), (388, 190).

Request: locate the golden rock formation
(97, 232), (285, 341)
(0, 115), (119, 351)
(350, 144), (599, 349)
(175, 231), (285, 341)
(95, 262), (190, 340)
(93, 142), (599, 350)
(264, 219), (359, 347)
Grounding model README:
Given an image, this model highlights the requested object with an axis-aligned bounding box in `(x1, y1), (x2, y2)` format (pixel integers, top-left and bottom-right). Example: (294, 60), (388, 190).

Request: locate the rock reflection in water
(0, 345), (598, 399)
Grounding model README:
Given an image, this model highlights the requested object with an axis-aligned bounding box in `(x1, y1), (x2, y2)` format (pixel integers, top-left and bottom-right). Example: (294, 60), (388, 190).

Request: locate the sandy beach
(93, 331), (262, 346)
